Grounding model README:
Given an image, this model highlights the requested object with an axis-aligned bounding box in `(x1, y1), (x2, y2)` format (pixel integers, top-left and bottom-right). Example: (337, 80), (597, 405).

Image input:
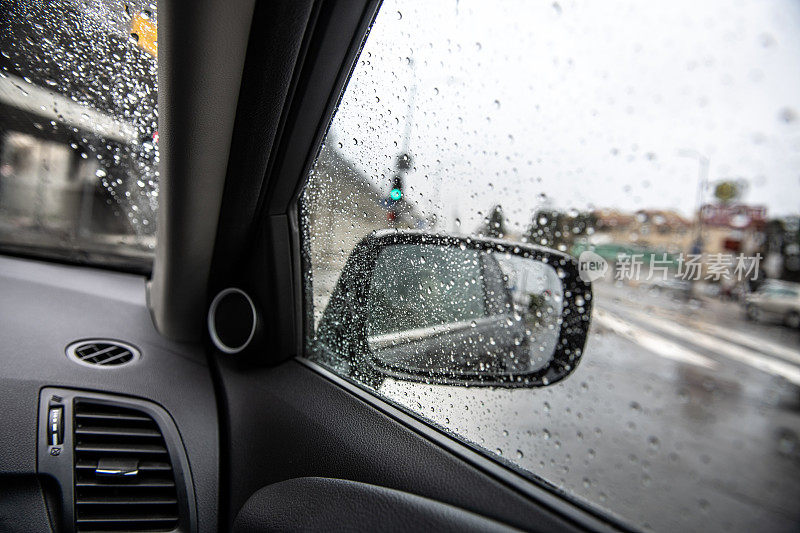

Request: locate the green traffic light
(390, 188), (403, 201)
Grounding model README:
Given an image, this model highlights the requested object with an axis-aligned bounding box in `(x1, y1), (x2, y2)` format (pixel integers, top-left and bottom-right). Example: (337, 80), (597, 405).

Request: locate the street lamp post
(678, 149), (710, 254)
(678, 149), (710, 301)
(387, 58), (417, 229)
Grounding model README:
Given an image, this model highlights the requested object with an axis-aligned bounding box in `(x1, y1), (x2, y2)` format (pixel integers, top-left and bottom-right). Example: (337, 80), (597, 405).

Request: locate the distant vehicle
(744, 281), (800, 328)
(700, 282), (722, 298)
(645, 278), (692, 301)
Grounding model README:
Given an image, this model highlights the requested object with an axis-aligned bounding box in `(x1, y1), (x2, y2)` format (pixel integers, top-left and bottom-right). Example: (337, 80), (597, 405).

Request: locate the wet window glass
(300, 0), (800, 530)
(0, 0), (158, 270)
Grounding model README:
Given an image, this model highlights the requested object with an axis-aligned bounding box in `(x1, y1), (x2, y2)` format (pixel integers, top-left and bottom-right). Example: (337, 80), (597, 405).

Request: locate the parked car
(744, 281), (800, 328)
(644, 278), (693, 301)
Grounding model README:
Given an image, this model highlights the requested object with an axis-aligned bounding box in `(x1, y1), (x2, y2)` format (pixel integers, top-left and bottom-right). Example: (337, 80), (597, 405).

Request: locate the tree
(713, 181), (740, 204)
(526, 209), (596, 253)
(482, 205), (506, 238)
(527, 209), (565, 248)
(764, 218), (800, 283)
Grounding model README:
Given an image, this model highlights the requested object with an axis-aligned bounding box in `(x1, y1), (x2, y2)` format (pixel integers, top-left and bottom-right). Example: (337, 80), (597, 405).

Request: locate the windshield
(0, 0), (158, 271)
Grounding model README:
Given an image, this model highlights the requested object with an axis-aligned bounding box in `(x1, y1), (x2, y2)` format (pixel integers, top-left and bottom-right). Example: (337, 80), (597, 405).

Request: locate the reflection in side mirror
(367, 244), (564, 375)
(312, 231), (592, 388)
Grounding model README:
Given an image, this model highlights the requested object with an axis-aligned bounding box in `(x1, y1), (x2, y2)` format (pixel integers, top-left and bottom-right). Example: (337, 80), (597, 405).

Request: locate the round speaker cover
(208, 288), (257, 354)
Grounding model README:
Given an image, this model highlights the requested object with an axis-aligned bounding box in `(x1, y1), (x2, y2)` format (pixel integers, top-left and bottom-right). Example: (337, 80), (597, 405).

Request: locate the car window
(480, 253), (513, 316)
(299, 1), (800, 531)
(0, 0), (158, 270)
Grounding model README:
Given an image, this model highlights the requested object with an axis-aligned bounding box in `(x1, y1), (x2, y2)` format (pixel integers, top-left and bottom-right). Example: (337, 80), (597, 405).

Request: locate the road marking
(594, 309), (718, 369)
(620, 310), (800, 386)
(599, 286), (800, 366)
(690, 321), (800, 366)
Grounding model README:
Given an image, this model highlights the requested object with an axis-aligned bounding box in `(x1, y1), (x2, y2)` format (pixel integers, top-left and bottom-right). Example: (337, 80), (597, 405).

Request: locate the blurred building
(699, 203), (767, 255)
(0, 1), (157, 258)
(302, 142), (428, 321)
(0, 75), (137, 237)
(303, 141), (428, 273)
(592, 208), (692, 254)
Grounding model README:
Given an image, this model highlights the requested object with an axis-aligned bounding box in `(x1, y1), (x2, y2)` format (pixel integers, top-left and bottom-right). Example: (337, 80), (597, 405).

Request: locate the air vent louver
(73, 400), (179, 532)
(67, 340), (140, 367)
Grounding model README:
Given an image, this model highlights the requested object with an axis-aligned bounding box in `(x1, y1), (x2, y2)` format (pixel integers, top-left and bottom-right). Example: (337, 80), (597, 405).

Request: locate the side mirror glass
(313, 231), (592, 388)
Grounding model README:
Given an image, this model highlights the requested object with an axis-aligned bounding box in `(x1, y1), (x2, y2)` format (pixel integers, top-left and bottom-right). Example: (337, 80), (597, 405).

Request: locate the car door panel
(213, 356), (608, 532)
(232, 477), (517, 532)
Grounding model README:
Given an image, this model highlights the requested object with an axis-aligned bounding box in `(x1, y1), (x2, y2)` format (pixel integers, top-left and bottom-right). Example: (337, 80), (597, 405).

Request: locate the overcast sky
(327, 0), (800, 234)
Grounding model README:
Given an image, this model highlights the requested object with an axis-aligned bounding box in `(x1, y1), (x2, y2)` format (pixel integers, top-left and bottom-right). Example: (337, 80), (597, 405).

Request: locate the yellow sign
(714, 181), (739, 204)
(131, 14), (157, 57)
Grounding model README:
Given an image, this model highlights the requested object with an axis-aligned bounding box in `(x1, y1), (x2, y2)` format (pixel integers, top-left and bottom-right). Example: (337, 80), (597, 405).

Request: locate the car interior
(4, 0), (800, 532)
(0, 1), (621, 531)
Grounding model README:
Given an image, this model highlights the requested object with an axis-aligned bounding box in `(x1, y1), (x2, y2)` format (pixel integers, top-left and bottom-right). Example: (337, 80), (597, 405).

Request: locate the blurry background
(0, 0), (157, 269)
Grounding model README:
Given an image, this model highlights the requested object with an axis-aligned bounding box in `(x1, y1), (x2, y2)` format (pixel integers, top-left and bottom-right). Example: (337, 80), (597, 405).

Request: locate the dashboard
(0, 255), (218, 532)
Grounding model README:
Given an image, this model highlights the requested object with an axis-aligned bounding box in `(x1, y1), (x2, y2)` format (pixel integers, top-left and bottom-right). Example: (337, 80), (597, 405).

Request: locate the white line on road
(691, 320), (800, 366)
(614, 309), (800, 386)
(594, 309), (718, 369)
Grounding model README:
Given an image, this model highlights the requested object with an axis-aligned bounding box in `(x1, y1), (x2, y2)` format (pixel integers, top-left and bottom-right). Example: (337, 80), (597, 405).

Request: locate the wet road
(378, 281), (800, 532)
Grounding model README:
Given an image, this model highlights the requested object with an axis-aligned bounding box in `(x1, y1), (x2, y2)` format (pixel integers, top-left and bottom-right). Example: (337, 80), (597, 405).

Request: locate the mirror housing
(311, 230), (593, 388)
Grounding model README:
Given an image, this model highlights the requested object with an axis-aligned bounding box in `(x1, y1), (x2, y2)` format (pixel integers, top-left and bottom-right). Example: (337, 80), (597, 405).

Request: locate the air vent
(67, 340), (140, 367)
(73, 400), (179, 532)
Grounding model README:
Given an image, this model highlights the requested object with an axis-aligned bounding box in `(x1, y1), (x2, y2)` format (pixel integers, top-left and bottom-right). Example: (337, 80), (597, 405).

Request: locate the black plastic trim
(37, 387), (197, 533)
(233, 477), (518, 532)
(247, 0), (380, 363)
(150, 0), (256, 341)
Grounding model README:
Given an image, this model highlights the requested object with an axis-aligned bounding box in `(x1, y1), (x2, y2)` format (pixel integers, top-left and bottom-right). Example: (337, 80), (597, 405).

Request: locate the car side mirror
(311, 231), (593, 388)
